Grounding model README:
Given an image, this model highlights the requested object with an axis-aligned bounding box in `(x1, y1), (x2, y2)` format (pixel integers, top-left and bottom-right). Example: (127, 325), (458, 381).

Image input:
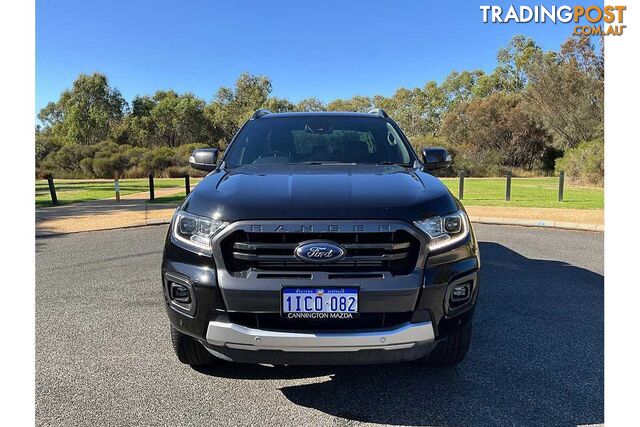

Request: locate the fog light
(170, 283), (191, 303)
(451, 283), (471, 302)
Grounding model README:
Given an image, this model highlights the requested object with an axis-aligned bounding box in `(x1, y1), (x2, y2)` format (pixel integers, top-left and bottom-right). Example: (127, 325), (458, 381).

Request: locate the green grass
(147, 194), (188, 204)
(440, 177), (603, 209)
(146, 177), (602, 209)
(36, 178), (195, 207)
(37, 177), (603, 210)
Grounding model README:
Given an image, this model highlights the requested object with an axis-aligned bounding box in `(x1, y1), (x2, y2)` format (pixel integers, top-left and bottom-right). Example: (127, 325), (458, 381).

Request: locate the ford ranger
(162, 109), (480, 367)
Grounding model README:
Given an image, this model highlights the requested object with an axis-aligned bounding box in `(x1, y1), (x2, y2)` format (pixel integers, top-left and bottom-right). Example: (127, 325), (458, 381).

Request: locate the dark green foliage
(539, 147), (564, 174)
(140, 147), (175, 174)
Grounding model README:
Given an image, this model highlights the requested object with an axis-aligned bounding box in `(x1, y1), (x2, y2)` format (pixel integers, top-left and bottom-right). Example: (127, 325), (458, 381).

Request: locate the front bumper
(206, 317), (435, 352)
(162, 218), (480, 365)
(203, 319), (437, 365)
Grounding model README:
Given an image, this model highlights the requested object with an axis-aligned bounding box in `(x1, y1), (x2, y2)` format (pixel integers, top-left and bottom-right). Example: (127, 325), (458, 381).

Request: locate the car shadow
(196, 241), (604, 426)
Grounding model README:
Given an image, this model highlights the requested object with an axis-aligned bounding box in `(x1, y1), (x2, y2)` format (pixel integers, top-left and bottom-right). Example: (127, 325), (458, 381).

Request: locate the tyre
(170, 326), (218, 366)
(425, 322), (472, 366)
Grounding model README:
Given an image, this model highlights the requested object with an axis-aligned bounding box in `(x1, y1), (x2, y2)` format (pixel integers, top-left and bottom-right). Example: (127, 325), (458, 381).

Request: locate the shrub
(35, 134), (59, 165)
(163, 166), (190, 178)
(123, 166), (148, 179)
(555, 138), (603, 185)
(122, 146), (146, 166)
(51, 144), (97, 173)
(35, 142), (212, 179)
(79, 158), (95, 177)
(92, 152), (130, 179)
(140, 147), (177, 175)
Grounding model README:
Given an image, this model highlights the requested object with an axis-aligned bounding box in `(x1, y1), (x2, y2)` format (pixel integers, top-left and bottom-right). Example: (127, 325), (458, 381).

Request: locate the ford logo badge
(294, 240), (346, 264)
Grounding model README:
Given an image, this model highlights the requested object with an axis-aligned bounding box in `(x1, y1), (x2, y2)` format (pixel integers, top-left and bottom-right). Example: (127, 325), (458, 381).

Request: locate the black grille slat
(232, 253), (296, 262)
(345, 242), (411, 250)
(220, 229), (420, 275)
(233, 242), (299, 250)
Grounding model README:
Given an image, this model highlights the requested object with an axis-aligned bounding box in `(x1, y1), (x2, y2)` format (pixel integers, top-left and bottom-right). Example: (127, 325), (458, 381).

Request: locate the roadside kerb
(468, 216), (603, 232)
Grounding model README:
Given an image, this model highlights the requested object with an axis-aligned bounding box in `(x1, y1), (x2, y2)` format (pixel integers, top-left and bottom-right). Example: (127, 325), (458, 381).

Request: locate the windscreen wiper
(297, 161), (354, 165)
(375, 161), (414, 167)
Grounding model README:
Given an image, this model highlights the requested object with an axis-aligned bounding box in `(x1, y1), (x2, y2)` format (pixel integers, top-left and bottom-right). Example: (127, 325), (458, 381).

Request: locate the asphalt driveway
(35, 224), (604, 426)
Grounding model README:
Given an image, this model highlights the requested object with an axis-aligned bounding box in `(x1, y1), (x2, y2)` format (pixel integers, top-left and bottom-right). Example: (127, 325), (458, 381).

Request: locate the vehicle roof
(259, 111), (387, 119)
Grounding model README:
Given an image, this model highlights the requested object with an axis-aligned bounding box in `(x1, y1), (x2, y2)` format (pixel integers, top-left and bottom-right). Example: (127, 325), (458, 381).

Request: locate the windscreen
(223, 116), (415, 168)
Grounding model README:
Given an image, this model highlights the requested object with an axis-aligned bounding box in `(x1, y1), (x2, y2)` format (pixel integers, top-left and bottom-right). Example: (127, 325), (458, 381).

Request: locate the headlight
(171, 211), (227, 255)
(414, 210), (470, 251)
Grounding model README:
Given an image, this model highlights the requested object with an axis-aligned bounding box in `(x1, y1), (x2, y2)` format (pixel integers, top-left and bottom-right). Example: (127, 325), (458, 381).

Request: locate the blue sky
(36, 0), (590, 116)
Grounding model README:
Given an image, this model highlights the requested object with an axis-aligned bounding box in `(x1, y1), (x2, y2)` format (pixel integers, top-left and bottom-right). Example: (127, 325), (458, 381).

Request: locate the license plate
(281, 288), (358, 319)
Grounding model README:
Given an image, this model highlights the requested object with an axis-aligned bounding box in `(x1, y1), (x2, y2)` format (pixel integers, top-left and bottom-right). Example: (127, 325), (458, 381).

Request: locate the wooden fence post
(47, 177), (58, 206)
(458, 171), (465, 200)
(185, 174), (191, 195)
(558, 171), (565, 202)
(149, 174), (155, 201)
(506, 171), (512, 201)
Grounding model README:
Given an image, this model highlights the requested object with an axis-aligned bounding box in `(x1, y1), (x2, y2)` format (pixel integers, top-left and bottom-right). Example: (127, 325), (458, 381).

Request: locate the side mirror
(189, 148), (219, 171)
(421, 147), (451, 171)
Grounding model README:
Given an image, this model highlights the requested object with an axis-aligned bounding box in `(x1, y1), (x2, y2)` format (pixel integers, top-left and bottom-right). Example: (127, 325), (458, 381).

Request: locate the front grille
(228, 312), (414, 332)
(220, 230), (420, 275)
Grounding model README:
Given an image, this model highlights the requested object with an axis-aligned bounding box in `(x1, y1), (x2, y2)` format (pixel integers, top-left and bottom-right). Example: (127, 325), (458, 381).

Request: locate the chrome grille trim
(231, 252), (409, 262)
